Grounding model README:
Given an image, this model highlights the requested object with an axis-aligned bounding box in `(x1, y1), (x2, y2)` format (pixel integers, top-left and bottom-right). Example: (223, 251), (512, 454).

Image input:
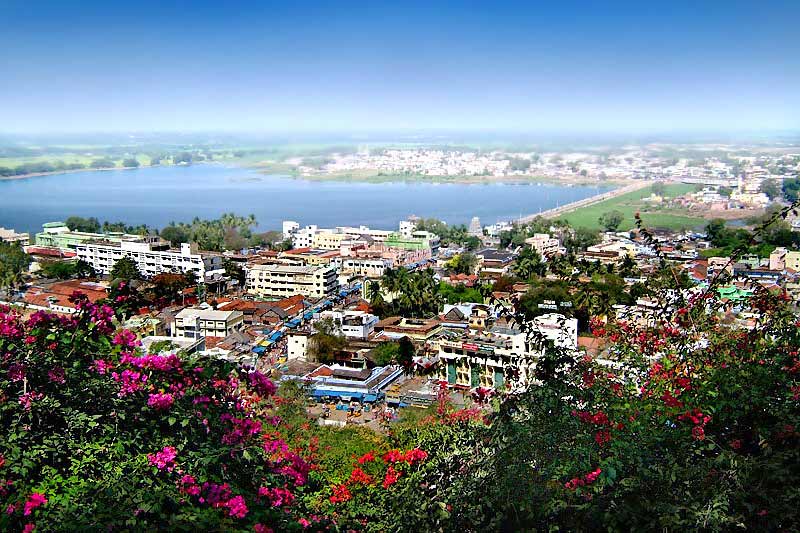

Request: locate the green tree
(122, 158), (141, 168)
(651, 182), (667, 196)
(39, 260), (78, 280)
(598, 210), (624, 232)
(760, 178), (780, 200)
(109, 256), (141, 281)
(89, 158), (116, 169)
(446, 252), (477, 275)
(0, 241), (30, 293)
(65, 216), (101, 233)
(308, 318), (348, 363)
(783, 177), (800, 202)
(513, 248), (546, 280)
(222, 258), (246, 287)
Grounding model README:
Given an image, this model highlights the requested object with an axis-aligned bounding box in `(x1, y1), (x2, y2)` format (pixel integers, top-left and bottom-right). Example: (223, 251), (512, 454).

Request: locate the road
(519, 180), (652, 223)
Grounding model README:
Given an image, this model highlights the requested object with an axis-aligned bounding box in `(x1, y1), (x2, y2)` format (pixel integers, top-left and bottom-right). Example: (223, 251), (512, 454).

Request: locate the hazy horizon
(2, 0), (798, 134)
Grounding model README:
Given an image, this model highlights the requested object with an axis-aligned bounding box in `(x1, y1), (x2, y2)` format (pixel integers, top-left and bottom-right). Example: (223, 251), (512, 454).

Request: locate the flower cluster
(23, 493), (47, 516)
(148, 446), (178, 471)
(258, 486), (295, 507)
(111, 369), (148, 397)
(329, 484), (352, 504)
(564, 468), (602, 491)
(678, 408), (712, 440)
(147, 392), (175, 411)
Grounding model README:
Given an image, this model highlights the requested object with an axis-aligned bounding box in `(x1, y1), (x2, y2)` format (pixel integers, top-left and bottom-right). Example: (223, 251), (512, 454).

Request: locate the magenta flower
(225, 495), (248, 518)
(23, 492), (47, 516)
(148, 446), (178, 471)
(147, 392), (175, 411)
(47, 366), (66, 384)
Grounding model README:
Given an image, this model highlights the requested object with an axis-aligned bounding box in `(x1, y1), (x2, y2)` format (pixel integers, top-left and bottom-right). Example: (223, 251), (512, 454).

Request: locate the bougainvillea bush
(411, 285), (800, 531)
(0, 293), (324, 532)
(3, 276), (800, 532)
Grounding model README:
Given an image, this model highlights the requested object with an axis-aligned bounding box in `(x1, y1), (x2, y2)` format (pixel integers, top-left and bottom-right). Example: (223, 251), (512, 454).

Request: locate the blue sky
(1, 0), (798, 133)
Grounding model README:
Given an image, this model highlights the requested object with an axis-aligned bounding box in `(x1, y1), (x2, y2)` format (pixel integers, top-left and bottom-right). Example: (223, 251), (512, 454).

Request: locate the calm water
(0, 165), (612, 234)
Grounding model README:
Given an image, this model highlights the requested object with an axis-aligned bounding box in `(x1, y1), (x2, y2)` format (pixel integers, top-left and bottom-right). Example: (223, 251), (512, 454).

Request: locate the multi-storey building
(245, 263), (338, 298)
(75, 241), (224, 281)
(34, 222), (141, 251)
(173, 307), (244, 340)
(525, 233), (562, 257)
(437, 313), (577, 390)
(315, 310), (379, 340)
(0, 227), (30, 246)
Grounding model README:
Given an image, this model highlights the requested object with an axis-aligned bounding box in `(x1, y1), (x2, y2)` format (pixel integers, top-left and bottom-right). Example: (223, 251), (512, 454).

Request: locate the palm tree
(367, 280), (384, 308)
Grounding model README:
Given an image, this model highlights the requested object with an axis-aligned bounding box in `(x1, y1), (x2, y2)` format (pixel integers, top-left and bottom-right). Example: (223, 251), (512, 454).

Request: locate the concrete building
(246, 263), (338, 298)
(786, 251), (800, 272)
(0, 227), (30, 246)
(287, 331), (311, 360)
(173, 307), (244, 340)
(525, 233), (562, 257)
(770, 248), (787, 271)
(312, 231), (346, 250)
(316, 309), (379, 340)
(34, 222), (141, 252)
(437, 313), (577, 390)
(76, 240), (224, 281)
(338, 256), (391, 278)
(282, 220), (300, 239)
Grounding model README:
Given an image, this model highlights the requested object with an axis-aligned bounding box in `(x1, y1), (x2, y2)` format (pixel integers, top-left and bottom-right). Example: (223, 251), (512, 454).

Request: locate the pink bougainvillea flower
(147, 392), (175, 411)
(148, 446), (178, 471)
(23, 493), (47, 516)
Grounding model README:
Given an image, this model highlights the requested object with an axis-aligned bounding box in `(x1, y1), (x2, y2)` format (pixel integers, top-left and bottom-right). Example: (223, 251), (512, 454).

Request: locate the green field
(558, 183), (706, 231)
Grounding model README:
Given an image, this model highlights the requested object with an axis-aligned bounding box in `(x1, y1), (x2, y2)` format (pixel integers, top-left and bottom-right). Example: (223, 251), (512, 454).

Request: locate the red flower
(403, 448), (428, 465)
(329, 484), (351, 504)
(382, 449), (405, 463)
(692, 426), (705, 441)
(356, 451), (376, 464)
(382, 466), (401, 488)
(348, 467), (373, 485)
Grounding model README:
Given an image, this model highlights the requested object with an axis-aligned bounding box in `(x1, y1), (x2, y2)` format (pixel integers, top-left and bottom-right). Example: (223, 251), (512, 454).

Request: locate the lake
(0, 164), (613, 235)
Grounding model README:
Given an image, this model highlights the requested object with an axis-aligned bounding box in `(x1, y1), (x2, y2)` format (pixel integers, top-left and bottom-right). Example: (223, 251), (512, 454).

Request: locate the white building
(173, 307), (244, 340)
(338, 257), (391, 278)
(0, 227), (30, 246)
(282, 220), (300, 240)
(287, 331), (311, 360)
(437, 313), (577, 390)
(246, 263), (338, 298)
(316, 309), (379, 340)
(525, 233), (562, 257)
(76, 240), (224, 281)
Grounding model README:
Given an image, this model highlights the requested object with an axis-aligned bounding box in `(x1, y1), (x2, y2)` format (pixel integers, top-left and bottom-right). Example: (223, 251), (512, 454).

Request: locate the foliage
(307, 319), (348, 363)
(0, 243), (31, 292)
(65, 216), (101, 233)
(0, 297), (319, 532)
(122, 158), (141, 168)
(760, 177), (780, 200)
(598, 210), (624, 232)
(109, 257), (142, 282)
(38, 260), (96, 280)
(437, 281), (484, 305)
(783, 177), (800, 202)
(89, 158), (116, 169)
(513, 247), (547, 280)
(377, 268), (443, 318)
(445, 252), (476, 275)
(414, 218), (476, 248)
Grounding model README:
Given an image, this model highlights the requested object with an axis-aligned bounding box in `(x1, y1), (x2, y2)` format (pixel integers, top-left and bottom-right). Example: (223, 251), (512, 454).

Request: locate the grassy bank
(558, 183), (706, 231)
